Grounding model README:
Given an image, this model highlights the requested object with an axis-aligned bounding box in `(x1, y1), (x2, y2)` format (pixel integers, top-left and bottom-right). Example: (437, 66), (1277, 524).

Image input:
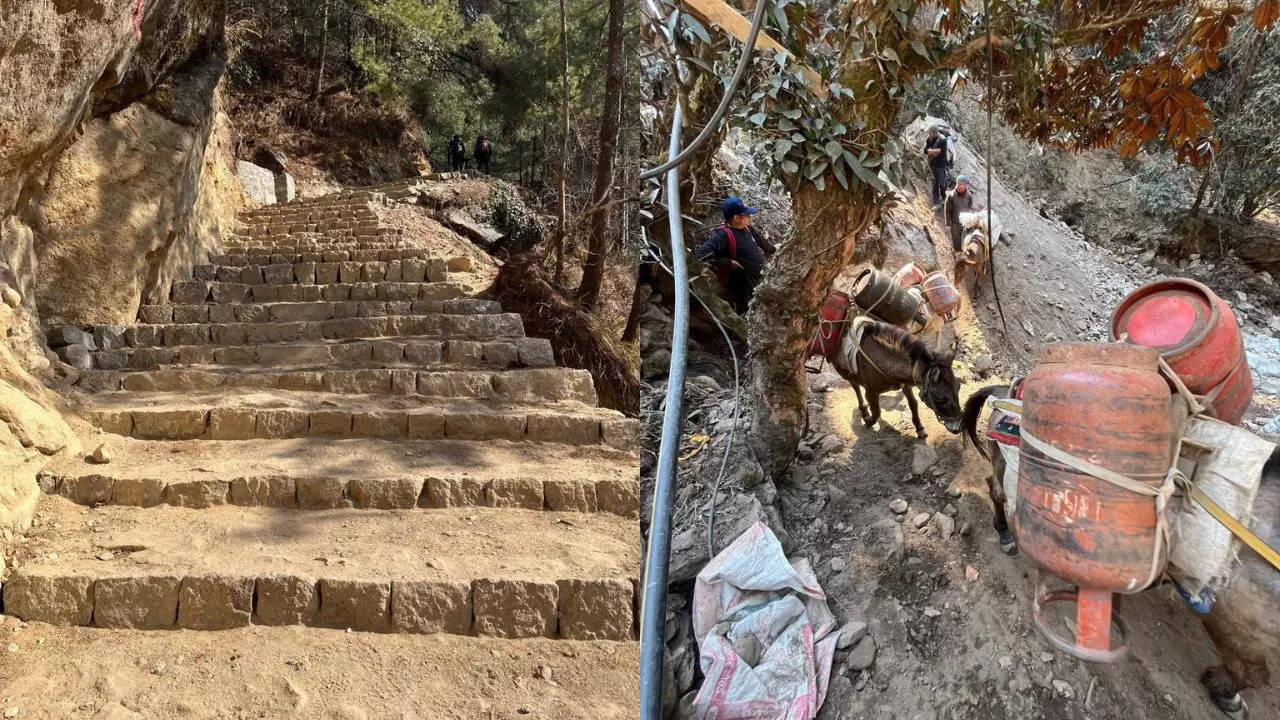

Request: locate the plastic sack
(691, 522), (838, 720)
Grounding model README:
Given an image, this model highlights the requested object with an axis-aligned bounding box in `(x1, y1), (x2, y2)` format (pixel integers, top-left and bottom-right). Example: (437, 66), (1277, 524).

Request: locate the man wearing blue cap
(944, 174), (978, 251)
(696, 196), (777, 312)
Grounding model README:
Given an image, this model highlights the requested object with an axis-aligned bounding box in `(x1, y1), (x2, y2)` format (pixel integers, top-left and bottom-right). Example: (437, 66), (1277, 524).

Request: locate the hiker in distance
(474, 135), (493, 174)
(924, 124), (950, 210)
(696, 196), (777, 313)
(448, 134), (467, 171)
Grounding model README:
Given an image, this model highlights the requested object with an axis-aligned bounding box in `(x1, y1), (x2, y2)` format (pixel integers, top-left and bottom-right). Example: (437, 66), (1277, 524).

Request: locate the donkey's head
(917, 350), (963, 434)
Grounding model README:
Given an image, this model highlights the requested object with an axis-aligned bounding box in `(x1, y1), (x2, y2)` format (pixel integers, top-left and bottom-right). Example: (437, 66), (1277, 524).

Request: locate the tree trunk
(622, 263), (653, 342)
(1190, 163), (1213, 217)
(746, 185), (881, 478)
(575, 0), (626, 308)
(554, 0), (570, 286)
(312, 0), (330, 100)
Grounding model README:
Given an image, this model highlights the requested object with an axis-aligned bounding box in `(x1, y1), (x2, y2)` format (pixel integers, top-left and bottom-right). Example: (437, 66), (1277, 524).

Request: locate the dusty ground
(0, 624), (637, 719)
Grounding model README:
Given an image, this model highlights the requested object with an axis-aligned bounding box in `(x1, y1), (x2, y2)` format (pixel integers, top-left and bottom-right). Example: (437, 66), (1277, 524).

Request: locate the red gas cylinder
(921, 271), (960, 321)
(1110, 279), (1252, 425)
(894, 262), (928, 288)
(806, 289), (850, 358)
(1017, 342), (1173, 661)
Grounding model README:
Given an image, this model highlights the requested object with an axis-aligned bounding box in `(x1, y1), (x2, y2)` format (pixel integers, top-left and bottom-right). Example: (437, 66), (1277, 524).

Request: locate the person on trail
(696, 196), (777, 313)
(448, 134), (467, 172)
(474, 135), (493, 174)
(924, 125), (950, 209)
(944, 174), (979, 252)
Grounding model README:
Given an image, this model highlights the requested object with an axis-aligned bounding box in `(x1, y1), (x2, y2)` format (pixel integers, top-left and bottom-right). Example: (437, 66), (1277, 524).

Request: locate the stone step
(209, 248), (445, 265)
(77, 366), (598, 405)
(41, 435), (637, 514)
(137, 297), (500, 325)
(177, 279), (475, 304)
(0, 626), (639, 717)
(188, 257), (473, 285)
(117, 313), (524, 350)
(88, 335), (554, 371)
(80, 392), (637, 446)
(2, 497), (638, 638)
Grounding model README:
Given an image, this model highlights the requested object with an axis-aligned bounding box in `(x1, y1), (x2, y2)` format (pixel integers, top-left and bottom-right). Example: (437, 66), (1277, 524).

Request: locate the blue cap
(723, 196), (758, 219)
(955, 175), (969, 184)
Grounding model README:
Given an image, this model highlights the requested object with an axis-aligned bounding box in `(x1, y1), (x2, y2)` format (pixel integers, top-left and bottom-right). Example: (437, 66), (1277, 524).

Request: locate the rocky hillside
(0, 1), (243, 549)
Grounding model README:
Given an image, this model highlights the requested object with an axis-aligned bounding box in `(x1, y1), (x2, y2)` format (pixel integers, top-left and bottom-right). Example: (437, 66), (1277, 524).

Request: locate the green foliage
(1203, 27), (1280, 218)
(480, 180), (545, 250)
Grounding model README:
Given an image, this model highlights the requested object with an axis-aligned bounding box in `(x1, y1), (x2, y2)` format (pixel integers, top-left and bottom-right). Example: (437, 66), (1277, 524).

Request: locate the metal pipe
(639, 97), (690, 720)
(637, 0), (770, 181)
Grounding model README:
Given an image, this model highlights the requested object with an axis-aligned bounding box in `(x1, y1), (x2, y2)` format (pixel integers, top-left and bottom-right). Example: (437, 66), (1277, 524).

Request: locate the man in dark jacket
(448, 135), (467, 172)
(924, 125), (950, 209)
(944, 174), (979, 251)
(474, 135), (493, 174)
(696, 196), (777, 313)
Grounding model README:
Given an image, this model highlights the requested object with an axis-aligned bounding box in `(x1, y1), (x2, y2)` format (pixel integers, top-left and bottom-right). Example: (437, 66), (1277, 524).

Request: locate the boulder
(46, 325), (94, 348)
(911, 444), (938, 476)
(237, 160), (277, 205)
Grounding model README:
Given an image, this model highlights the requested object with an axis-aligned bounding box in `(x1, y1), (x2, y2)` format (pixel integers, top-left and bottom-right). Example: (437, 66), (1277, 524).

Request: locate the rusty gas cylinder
(1017, 343), (1173, 660)
(1110, 278), (1252, 425)
(806, 289), (850, 358)
(894, 262), (928, 288)
(921, 271), (960, 321)
(852, 268), (919, 327)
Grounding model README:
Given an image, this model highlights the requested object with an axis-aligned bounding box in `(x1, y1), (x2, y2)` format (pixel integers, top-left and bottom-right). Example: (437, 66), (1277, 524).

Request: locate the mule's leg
(1201, 603), (1270, 719)
(853, 383), (873, 426)
(866, 392), (882, 429)
(903, 385), (927, 439)
(987, 443), (1017, 554)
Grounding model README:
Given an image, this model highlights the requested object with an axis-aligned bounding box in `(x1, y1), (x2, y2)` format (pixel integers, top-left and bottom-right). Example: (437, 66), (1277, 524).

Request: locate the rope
(981, 0), (1009, 345)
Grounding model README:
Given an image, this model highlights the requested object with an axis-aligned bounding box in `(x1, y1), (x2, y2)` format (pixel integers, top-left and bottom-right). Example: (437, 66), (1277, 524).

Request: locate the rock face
(2, 0), (238, 326)
(0, 0), (230, 543)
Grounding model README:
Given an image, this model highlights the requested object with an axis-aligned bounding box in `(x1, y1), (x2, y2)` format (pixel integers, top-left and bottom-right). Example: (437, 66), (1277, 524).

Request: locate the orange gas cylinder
(1017, 342), (1174, 661)
(921, 271), (960, 321)
(806, 289), (850, 358)
(1110, 279), (1252, 425)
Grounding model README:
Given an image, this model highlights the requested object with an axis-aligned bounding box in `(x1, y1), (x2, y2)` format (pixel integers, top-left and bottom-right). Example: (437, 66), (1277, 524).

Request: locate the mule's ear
(939, 351), (956, 365)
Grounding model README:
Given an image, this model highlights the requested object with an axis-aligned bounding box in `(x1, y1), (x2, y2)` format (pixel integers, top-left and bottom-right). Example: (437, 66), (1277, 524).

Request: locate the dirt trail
(0, 176), (641, 718)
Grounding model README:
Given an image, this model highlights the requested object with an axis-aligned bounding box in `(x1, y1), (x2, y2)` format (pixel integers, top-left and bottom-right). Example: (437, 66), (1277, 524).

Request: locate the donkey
(953, 210), (1003, 293)
(964, 385), (1279, 719)
(1201, 445), (1278, 719)
(828, 319), (963, 439)
(961, 384), (1018, 554)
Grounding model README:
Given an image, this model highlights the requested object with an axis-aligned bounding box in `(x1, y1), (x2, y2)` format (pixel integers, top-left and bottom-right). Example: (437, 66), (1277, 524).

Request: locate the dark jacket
(474, 138), (493, 161)
(924, 135), (949, 169)
(696, 224), (777, 285)
(448, 139), (466, 162)
(944, 189), (977, 227)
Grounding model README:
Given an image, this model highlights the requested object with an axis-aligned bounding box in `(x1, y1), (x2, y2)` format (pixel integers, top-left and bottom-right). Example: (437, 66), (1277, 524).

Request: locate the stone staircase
(1, 183), (640, 714)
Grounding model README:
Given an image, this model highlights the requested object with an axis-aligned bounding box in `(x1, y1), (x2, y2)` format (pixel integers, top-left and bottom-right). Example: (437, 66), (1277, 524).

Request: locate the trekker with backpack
(474, 135), (493, 174)
(448, 134), (467, 172)
(696, 196), (777, 313)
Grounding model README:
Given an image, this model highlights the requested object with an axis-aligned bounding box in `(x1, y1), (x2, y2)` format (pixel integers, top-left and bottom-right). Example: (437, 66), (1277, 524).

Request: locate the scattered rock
(1052, 679), (1075, 699)
(911, 512), (932, 529)
(888, 498), (908, 514)
(733, 633), (763, 667)
(844, 635), (877, 671)
(537, 665), (553, 681)
(88, 444), (111, 464)
(911, 444), (938, 476)
(1040, 652), (1054, 663)
(942, 502), (957, 516)
(3, 708), (18, 719)
(836, 620), (869, 650)
(965, 565), (979, 582)
(998, 655), (1013, 671)
(2, 287), (19, 308)
(934, 513), (955, 539)
(972, 354), (994, 374)
(945, 484), (961, 498)
(922, 607), (942, 618)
